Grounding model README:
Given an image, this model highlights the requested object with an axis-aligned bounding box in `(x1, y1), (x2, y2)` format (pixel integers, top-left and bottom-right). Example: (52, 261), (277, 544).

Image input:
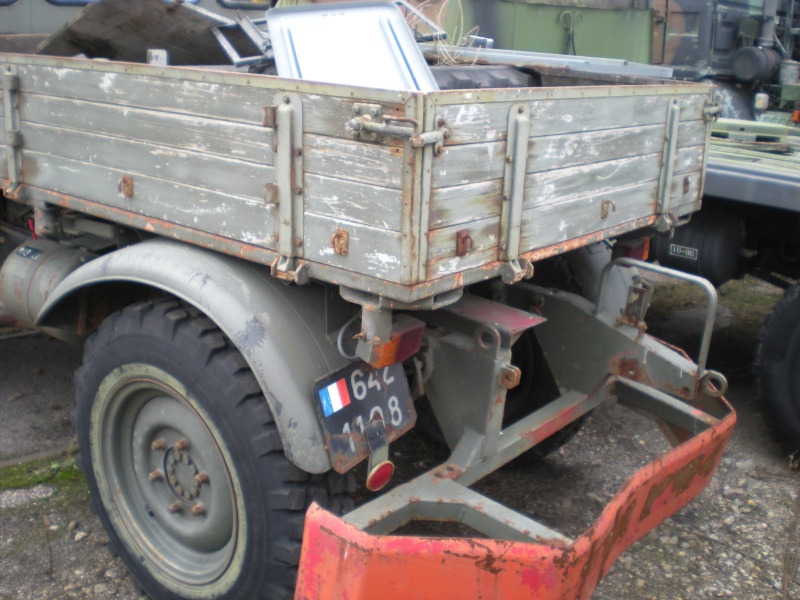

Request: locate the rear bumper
(296, 396), (735, 600)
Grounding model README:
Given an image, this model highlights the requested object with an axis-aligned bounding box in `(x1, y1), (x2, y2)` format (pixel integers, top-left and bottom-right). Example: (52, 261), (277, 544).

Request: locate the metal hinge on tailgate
(265, 92), (308, 284)
(346, 104), (448, 152)
(2, 67), (25, 199)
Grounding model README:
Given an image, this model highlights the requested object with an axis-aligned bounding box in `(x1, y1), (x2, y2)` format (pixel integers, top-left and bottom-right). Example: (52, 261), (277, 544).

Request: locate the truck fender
(37, 238), (347, 474)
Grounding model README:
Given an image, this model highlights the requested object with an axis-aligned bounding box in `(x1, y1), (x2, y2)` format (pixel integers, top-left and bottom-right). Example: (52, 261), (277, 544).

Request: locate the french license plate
(313, 361), (415, 473)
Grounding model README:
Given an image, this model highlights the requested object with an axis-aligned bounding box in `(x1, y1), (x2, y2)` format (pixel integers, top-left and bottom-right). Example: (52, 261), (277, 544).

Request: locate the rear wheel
(75, 300), (353, 600)
(755, 282), (800, 456)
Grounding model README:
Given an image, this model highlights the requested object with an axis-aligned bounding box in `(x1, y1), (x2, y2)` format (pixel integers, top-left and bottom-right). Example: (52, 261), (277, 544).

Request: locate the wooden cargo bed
(0, 54), (715, 304)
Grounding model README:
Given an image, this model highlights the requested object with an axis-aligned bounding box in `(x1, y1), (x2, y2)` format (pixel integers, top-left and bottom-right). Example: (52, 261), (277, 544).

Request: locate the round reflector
(365, 460), (395, 492)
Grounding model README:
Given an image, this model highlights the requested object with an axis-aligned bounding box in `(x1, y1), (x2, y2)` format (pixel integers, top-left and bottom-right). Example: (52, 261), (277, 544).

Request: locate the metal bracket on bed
(2, 67), (25, 199)
(266, 92), (305, 281)
(656, 97), (681, 218)
(499, 104), (531, 282)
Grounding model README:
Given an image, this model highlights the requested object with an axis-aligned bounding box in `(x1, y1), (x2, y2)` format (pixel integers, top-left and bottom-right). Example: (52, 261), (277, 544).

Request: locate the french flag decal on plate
(318, 378), (351, 417)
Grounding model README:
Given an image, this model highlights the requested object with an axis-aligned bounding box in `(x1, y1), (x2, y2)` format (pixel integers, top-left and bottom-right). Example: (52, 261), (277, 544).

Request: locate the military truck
(0, 1), (735, 598)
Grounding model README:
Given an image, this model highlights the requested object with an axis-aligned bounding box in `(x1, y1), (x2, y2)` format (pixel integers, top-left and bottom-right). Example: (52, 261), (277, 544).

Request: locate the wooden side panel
(13, 63), (407, 140)
(24, 151), (277, 245)
(303, 213), (404, 281)
(19, 94), (274, 164)
(426, 87), (711, 278)
(22, 123), (272, 200)
(10, 60), (413, 283)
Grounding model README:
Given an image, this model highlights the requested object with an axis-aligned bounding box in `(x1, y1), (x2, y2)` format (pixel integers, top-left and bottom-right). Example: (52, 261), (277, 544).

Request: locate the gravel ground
(1, 280), (799, 599)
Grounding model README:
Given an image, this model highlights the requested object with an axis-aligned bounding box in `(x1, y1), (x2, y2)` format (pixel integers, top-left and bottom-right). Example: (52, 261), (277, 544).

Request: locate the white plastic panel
(267, 2), (438, 91)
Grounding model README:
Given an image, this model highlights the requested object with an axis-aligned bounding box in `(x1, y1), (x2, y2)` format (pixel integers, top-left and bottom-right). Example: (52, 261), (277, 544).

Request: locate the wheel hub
(164, 443), (202, 502)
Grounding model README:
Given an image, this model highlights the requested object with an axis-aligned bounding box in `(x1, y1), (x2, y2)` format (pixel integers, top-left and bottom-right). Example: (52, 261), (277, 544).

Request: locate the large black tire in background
(755, 282), (800, 456)
(74, 300), (354, 600)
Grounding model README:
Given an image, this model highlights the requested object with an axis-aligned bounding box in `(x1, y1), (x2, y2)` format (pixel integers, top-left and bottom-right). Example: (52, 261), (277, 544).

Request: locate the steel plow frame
(296, 389), (734, 600)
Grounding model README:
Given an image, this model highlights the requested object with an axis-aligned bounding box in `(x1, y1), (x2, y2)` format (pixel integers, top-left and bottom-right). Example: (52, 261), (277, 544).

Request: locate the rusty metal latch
(118, 175), (134, 199)
(332, 229), (349, 256)
(346, 104), (447, 148)
(703, 96), (723, 123)
(456, 230), (473, 257)
(2, 67), (24, 198)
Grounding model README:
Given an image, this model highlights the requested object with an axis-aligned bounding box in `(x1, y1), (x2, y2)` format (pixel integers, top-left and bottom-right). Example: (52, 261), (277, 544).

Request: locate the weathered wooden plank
(426, 217), (499, 279)
(524, 153), (661, 210)
(430, 81), (709, 106)
(431, 121), (706, 188)
(430, 179), (502, 229)
(671, 145), (705, 176)
(668, 170), (704, 209)
(431, 140), (504, 188)
(304, 174), (403, 232)
(23, 151), (277, 247)
(303, 213), (405, 283)
(22, 122), (272, 200)
(438, 93), (710, 145)
(304, 134), (404, 190)
(13, 63), (408, 141)
(19, 94), (275, 166)
(429, 141), (706, 229)
(526, 121), (706, 175)
(520, 181), (658, 250)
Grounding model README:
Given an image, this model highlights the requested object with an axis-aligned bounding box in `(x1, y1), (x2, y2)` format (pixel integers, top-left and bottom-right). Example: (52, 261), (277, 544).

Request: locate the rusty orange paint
(295, 397), (735, 600)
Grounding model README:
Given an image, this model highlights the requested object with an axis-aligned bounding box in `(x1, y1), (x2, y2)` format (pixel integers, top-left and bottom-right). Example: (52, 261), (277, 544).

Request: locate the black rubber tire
(755, 282), (800, 456)
(75, 299), (354, 600)
(504, 329), (587, 466)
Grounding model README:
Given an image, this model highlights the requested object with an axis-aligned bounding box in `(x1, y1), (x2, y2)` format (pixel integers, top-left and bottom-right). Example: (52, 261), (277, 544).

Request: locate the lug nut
(191, 503), (206, 517)
(193, 472), (209, 487)
(151, 438), (166, 451)
(148, 470), (163, 482)
(174, 438), (189, 459)
(167, 502), (183, 514)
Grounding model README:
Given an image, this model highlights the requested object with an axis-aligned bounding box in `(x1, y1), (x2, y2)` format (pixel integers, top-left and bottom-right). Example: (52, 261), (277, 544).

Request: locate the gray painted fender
(37, 239), (348, 474)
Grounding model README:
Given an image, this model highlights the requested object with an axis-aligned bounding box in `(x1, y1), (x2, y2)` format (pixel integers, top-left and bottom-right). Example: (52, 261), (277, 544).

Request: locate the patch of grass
(648, 275), (786, 384)
(0, 453), (83, 491)
(649, 281), (706, 321)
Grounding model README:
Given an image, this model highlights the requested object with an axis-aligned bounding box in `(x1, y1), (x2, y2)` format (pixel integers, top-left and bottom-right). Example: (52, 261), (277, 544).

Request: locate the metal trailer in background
(0, 1), (735, 598)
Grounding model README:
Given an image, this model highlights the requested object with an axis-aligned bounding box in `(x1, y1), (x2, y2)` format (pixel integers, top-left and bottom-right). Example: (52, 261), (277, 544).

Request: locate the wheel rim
(91, 364), (243, 592)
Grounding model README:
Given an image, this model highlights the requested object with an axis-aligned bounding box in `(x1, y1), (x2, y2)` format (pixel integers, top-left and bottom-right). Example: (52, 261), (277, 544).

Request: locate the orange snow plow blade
(295, 397), (734, 600)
